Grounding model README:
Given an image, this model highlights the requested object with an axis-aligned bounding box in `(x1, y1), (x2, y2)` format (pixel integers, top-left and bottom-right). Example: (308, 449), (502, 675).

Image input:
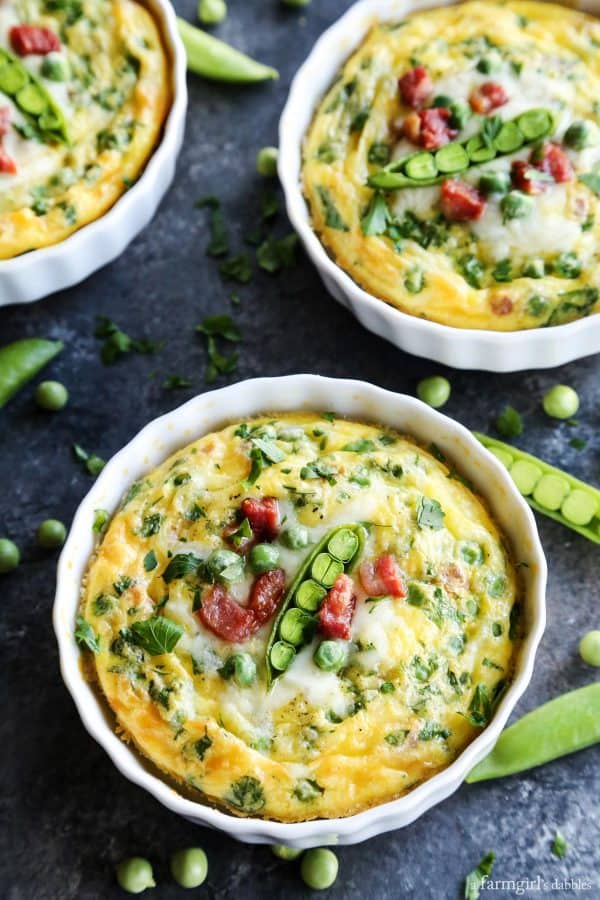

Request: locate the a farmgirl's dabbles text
(79, 413), (522, 821)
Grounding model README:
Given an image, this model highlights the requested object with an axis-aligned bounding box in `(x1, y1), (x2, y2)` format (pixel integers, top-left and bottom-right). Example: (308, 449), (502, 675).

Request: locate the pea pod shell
(466, 683), (600, 782)
(0, 338), (63, 408)
(176, 18), (278, 83)
(475, 432), (600, 544)
(265, 523), (365, 686)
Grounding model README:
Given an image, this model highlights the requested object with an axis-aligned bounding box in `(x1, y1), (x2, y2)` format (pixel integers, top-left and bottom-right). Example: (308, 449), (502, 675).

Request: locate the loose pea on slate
(265, 524), (365, 684)
(475, 433), (600, 543)
(368, 108), (555, 190)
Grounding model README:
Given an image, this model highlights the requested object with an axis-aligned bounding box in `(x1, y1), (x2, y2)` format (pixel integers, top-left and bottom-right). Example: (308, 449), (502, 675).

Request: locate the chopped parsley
(162, 374), (192, 390)
(196, 195), (229, 257)
(464, 851), (496, 900)
(143, 550), (158, 572)
(219, 254), (253, 283)
(227, 775), (265, 813)
(256, 233), (298, 273)
(196, 314), (242, 383)
(94, 316), (161, 364)
(316, 185), (349, 231)
(73, 443), (105, 476)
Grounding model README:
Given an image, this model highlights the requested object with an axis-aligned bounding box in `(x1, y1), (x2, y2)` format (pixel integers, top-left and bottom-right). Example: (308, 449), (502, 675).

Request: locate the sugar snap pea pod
(475, 432), (600, 544)
(265, 524), (365, 686)
(368, 108), (555, 191)
(466, 683), (600, 783)
(177, 18), (278, 83)
(0, 338), (63, 409)
(0, 48), (69, 143)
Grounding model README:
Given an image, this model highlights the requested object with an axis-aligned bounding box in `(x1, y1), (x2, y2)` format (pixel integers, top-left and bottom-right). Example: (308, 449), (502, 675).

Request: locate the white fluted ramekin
(53, 376), (546, 845)
(278, 0), (600, 371)
(0, 0), (187, 307)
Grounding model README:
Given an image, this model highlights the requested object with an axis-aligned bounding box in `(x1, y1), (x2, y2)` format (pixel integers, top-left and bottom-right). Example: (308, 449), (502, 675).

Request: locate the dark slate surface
(1, 2), (599, 898)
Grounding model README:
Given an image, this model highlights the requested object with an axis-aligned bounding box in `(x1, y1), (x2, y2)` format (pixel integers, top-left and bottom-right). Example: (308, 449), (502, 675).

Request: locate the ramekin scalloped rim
(278, 0), (600, 372)
(0, 0), (187, 307)
(54, 375), (546, 846)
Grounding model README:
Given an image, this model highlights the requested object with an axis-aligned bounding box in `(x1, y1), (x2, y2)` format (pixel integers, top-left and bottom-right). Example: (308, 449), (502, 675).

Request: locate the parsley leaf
(194, 731), (212, 760)
(227, 775), (265, 812)
(75, 615), (100, 653)
(316, 185), (349, 231)
(130, 616), (183, 655)
(219, 254), (253, 283)
(162, 552), (204, 583)
(197, 315), (242, 384)
(143, 550), (158, 572)
(162, 374), (192, 389)
(256, 233), (298, 274)
(196, 195), (229, 257)
(495, 405), (523, 438)
(464, 851), (496, 900)
(578, 172), (600, 195)
(342, 439), (375, 453)
(360, 191), (391, 236)
(94, 316), (161, 364)
(416, 496), (445, 530)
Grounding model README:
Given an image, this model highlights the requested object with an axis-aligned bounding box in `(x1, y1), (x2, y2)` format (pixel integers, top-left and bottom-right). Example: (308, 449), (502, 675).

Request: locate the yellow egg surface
(302, 1), (600, 331)
(0, 0), (170, 259)
(80, 414), (522, 822)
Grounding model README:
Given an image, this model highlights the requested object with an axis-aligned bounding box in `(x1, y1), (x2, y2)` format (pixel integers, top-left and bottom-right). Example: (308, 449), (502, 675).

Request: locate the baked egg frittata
(0, 0), (169, 258)
(302, 1), (600, 331)
(80, 414), (522, 822)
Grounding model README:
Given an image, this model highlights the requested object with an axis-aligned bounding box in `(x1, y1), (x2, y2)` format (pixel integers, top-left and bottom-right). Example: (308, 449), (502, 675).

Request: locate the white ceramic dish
(278, 0), (600, 372)
(0, 0), (187, 307)
(53, 375), (546, 846)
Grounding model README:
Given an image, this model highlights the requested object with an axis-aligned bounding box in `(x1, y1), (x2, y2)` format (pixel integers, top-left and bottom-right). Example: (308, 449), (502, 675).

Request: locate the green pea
(314, 640), (346, 672)
(271, 844), (303, 860)
(219, 652), (257, 686)
(281, 524), (309, 549)
(311, 552), (343, 587)
(40, 53), (71, 81)
(280, 607), (315, 646)
(417, 375), (451, 409)
(0, 538), (20, 573)
(478, 171), (510, 195)
(554, 251), (581, 279)
(300, 848), (339, 890)
(270, 640), (295, 671)
(35, 380), (68, 411)
(449, 100), (471, 130)
(256, 146), (278, 177)
(542, 385), (579, 420)
(36, 518), (66, 549)
(477, 55), (501, 74)
(564, 120), (592, 151)
(295, 578), (326, 611)
(115, 857), (155, 894)
(432, 94), (453, 108)
(500, 191), (533, 221)
(579, 630), (600, 667)
(170, 847), (208, 888)
(205, 548), (244, 584)
(249, 543), (280, 573)
(327, 527), (359, 562)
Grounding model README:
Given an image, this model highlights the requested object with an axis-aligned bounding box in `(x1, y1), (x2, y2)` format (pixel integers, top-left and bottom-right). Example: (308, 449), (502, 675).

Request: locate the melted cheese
(82, 414), (521, 822)
(302, 1), (600, 330)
